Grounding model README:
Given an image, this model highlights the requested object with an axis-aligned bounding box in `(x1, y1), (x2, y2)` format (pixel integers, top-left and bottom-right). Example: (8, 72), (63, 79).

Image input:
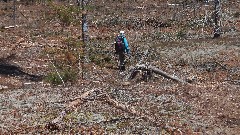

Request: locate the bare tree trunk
(213, 0), (221, 38)
(81, 0), (88, 45)
(80, 0), (89, 79)
(13, 0), (16, 26)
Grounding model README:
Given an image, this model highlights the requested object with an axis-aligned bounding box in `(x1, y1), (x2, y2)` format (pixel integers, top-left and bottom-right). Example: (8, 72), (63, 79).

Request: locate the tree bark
(213, 0), (221, 38)
(80, 0), (89, 79)
(128, 64), (186, 84)
(13, 0), (16, 26)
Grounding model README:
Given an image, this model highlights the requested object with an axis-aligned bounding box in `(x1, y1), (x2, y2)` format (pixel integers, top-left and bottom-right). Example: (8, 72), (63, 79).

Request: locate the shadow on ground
(0, 56), (43, 81)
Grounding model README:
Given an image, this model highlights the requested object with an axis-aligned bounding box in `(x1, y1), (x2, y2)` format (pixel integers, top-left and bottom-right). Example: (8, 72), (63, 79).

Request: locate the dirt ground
(0, 0), (240, 134)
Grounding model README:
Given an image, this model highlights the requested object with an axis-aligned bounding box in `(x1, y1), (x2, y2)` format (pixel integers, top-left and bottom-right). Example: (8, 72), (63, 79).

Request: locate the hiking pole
(110, 42), (118, 69)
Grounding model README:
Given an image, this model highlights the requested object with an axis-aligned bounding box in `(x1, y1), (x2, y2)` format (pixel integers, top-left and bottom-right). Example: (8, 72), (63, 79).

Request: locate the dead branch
(105, 94), (138, 116)
(103, 94), (177, 132)
(104, 94), (159, 122)
(4, 26), (16, 29)
(50, 89), (97, 126)
(225, 79), (240, 85)
(129, 64), (186, 83)
(149, 65), (186, 83)
(67, 89), (96, 108)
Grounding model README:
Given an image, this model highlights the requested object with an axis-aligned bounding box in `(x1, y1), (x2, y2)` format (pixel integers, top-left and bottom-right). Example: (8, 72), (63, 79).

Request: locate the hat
(120, 31), (124, 34)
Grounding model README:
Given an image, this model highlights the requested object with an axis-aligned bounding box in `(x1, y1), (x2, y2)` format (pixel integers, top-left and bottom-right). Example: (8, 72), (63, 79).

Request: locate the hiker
(114, 31), (130, 71)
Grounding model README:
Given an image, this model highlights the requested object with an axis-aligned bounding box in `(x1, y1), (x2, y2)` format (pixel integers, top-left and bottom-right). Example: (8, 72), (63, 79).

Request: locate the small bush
(0, 26), (5, 32)
(88, 48), (114, 67)
(45, 72), (63, 85)
(176, 29), (187, 39)
(57, 7), (73, 26)
(62, 69), (78, 83)
(50, 4), (80, 27)
(45, 69), (77, 85)
(233, 12), (240, 18)
(44, 37), (83, 86)
(89, 55), (101, 65)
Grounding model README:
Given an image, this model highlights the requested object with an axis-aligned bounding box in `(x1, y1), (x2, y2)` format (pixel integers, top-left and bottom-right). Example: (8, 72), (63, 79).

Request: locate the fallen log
(149, 65), (186, 83)
(48, 89), (97, 129)
(128, 64), (186, 83)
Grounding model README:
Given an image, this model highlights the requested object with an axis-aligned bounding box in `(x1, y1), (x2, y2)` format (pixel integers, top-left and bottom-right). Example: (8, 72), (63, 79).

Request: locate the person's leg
(118, 52), (125, 71)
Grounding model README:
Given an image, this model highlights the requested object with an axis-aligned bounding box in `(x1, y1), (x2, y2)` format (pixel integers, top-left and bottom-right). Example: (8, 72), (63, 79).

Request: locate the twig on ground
(225, 79), (240, 84)
(49, 88), (97, 126)
(104, 93), (158, 123)
(67, 89), (97, 108)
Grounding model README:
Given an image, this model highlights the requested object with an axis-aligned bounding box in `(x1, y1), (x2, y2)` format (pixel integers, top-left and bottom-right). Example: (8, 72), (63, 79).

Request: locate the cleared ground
(0, 0), (239, 134)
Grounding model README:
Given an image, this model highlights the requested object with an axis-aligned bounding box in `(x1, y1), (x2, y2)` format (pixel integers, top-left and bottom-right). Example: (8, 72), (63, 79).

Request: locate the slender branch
(67, 88), (96, 108)
(50, 88), (97, 125)
(103, 94), (170, 130)
(46, 54), (65, 86)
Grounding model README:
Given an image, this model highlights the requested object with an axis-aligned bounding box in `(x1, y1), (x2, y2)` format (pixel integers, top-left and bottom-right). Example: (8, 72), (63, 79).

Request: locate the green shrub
(88, 48), (114, 67)
(0, 26), (5, 32)
(62, 69), (78, 83)
(57, 6), (73, 26)
(233, 12), (240, 18)
(176, 29), (187, 39)
(45, 69), (77, 85)
(49, 4), (81, 27)
(45, 72), (63, 85)
(44, 37), (83, 86)
(89, 55), (101, 65)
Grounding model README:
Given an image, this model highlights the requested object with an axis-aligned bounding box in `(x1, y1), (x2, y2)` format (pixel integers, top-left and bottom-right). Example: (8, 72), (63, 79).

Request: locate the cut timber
(128, 64), (186, 83)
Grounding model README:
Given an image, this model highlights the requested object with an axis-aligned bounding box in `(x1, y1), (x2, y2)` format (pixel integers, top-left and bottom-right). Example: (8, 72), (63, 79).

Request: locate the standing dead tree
(167, 0), (224, 39)
(213, 0), (221, 38)
(3, 0), (28, 28)
(13, 0), (16, 26)
(78, 0), (90, 79)
(81, 0), (89, 44)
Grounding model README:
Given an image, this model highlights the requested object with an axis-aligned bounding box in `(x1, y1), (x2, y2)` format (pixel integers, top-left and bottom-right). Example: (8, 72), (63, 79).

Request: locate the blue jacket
(120, 35), (130, 54)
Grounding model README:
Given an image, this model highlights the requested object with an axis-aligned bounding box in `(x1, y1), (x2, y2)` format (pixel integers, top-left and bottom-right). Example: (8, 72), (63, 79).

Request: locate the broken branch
(50, 89), (97, 125)
(129, 64), (186, 84)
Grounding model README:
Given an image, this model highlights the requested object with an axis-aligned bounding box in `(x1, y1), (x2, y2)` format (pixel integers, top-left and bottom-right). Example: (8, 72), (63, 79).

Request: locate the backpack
(115, 36), (125, 53)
